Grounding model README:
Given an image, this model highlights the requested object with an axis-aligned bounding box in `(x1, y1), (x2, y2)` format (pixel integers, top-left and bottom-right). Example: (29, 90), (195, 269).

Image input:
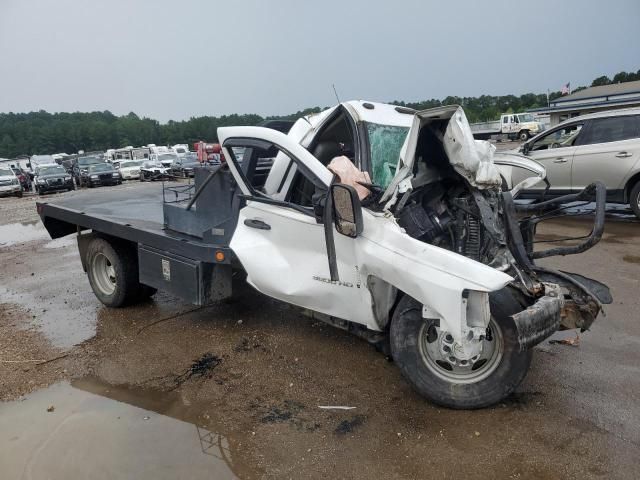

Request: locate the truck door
(217, 126), (379, 328)
(502, 115), (516, 134)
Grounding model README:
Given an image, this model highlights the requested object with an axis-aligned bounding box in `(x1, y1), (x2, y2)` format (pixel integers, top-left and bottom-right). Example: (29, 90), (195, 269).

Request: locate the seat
(312, 141), (342, 166)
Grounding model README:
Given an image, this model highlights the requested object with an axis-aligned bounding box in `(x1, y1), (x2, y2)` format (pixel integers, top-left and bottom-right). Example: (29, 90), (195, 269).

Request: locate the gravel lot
(0, 183), (639, 479)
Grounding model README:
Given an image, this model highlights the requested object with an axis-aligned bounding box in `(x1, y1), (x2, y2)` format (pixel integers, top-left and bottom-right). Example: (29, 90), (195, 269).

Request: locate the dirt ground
(1, 185), (639, 479)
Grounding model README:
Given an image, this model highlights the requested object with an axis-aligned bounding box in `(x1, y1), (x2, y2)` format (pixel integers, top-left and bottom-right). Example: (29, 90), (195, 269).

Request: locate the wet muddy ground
(1, 186), (639, 479)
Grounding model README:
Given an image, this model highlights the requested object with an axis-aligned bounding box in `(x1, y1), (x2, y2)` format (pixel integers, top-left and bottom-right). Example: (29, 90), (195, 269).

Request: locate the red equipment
(194, 141), (224, 164)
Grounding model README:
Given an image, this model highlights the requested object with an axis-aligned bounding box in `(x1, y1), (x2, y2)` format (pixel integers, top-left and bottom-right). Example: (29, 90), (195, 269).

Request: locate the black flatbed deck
(37, 183), (231, 263)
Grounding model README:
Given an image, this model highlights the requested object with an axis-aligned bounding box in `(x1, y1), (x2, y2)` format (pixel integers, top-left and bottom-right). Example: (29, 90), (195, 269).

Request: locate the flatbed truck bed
(37, 180), (236, 306)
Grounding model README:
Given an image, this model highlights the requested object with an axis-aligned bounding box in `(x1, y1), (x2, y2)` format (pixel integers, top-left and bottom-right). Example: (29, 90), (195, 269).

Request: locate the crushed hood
(382, 105), (502, 205)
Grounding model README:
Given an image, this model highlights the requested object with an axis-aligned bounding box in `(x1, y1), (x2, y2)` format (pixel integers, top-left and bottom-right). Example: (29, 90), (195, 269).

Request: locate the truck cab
(500, 113), (545, 140)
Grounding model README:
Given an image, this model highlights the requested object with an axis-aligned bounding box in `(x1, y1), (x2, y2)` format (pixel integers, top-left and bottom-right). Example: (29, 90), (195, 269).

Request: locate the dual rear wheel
(86, 237), (156, 307)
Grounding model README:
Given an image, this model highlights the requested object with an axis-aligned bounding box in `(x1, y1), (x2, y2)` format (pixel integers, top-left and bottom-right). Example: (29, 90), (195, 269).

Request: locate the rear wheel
(14, 190), (23, 198)
(629, 182), (640, 219)
(86, 237), (144, 307)
(390, 289), (532, 409)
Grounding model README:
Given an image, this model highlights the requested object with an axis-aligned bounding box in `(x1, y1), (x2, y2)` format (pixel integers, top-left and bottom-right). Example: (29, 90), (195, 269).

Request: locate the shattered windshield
(365, 123), (409, 188)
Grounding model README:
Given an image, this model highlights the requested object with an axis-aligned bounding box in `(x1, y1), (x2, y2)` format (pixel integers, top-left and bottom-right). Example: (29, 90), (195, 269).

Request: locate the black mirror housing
(330, 183), (363, 238)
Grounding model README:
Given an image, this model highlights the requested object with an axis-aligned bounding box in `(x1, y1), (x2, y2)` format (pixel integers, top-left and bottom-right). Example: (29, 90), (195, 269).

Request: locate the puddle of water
(0, 379), (242, 480)
(0, 286), (98, 349)
(0, 221), (49, 247)
(44, 235), (76, 249)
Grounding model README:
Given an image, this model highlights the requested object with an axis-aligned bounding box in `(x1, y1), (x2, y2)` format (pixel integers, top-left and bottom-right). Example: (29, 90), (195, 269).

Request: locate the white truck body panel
(218, 119), (512, 345)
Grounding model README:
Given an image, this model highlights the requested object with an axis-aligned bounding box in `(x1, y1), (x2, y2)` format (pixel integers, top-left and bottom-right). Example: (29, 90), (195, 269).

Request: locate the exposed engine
(396, 180), (506, 266)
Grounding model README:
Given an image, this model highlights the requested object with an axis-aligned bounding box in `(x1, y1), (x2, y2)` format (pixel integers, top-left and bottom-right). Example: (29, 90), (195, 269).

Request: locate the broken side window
(365, 123), (409, 188)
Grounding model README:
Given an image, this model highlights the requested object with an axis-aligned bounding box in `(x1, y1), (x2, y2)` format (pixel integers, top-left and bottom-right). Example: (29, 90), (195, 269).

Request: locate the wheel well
(77, 231), (138, 272)
(624, 172), (640, 202)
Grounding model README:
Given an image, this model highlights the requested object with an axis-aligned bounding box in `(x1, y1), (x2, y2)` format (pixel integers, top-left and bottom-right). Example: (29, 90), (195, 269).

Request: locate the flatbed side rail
(36, 202), (232, 264)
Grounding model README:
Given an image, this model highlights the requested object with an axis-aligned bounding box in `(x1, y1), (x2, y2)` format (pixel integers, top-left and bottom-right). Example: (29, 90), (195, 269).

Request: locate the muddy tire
(390, 289), (532, 409)
(519, 131), (530, 141)
(85, 237), (141, 308)
(629, 182), (640, 219)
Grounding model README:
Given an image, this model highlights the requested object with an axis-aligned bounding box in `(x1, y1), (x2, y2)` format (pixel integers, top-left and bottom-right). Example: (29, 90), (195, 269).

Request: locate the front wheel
(629, 182), (640, 219)
(519, 131), (530, 141)
(390, 289), (532, 409)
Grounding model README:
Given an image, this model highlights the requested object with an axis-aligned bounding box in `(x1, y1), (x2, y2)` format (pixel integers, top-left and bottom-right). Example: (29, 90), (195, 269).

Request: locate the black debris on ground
(260, 400), (305, 423)
(335, 415), (365, 435)
(173, 352), (222, 388)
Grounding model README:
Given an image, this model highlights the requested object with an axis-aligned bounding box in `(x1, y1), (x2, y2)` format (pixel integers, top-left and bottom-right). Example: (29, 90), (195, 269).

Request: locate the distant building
(529, 80), (640, 126)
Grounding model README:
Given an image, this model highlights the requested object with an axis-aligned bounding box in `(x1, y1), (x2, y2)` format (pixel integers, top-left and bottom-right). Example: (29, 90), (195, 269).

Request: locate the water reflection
(0, 378), (248, 479)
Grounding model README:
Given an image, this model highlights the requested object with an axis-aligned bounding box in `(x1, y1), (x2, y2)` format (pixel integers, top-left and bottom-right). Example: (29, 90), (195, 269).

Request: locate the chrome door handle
(244, 218), (271, 230)
(553, 158), (568, 163)
(615, 152), (632, 158)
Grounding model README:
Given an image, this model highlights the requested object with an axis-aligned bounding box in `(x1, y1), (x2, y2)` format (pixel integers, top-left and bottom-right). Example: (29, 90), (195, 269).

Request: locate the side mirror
(522, 142), (531, 155)
(330, 183), (363, 238)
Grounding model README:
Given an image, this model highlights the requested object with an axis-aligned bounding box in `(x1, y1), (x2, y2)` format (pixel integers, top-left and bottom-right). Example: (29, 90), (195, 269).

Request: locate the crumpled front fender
(357, 213), (512, 343)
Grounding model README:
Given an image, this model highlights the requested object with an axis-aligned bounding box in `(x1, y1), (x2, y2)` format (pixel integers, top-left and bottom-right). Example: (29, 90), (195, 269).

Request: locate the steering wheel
(550, 142), (561, 149)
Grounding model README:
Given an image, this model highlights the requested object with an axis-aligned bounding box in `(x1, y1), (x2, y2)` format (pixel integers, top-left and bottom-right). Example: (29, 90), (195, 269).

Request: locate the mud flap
(511, 295), (562, 351)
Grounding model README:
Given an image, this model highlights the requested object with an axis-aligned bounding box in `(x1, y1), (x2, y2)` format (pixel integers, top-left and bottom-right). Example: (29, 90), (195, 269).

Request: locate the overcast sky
(0, 0), (638, 122)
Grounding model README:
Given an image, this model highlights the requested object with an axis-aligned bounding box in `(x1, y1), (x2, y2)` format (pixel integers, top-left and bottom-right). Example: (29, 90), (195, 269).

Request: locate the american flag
(561, 82), (571, 95)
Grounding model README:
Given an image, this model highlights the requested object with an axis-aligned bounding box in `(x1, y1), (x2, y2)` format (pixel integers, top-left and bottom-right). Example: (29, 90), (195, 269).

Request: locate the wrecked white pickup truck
(38, 101), (611, 409)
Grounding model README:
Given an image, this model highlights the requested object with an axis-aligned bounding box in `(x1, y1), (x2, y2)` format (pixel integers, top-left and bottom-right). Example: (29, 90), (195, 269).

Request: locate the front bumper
(0, 184), (21, 195)
(511, 289), (563, 351)
(121, 173), (140, 180)
(89, 178), (120, 186)
(37, 181), (74, 192)
(144, 171), (171, 180)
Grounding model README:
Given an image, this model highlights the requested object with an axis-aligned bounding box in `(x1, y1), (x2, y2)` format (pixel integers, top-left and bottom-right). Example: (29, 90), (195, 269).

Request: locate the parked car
(73, 155), (105, 186)
(139, 160), (171, 181)
(505, 108), (640, 217)
(79, 163), (122, 188)
(151, 152), (179, 167)
(11, 166), (32, 191)
(170, 154), (200, 178)
(118, 160), (144, 180)
(34, 164), (75, 194)
(28, 155), (56, 179)
(0, 167), (23, 197)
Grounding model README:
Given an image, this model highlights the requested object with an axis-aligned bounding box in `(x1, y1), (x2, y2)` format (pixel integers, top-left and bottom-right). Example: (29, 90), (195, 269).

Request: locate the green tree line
(1, 69), (638, 158)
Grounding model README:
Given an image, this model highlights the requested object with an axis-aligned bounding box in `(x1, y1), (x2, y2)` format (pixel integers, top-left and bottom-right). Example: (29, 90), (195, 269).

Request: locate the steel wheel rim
(91, 252), (116, 296)
(419, 317), (504, 384)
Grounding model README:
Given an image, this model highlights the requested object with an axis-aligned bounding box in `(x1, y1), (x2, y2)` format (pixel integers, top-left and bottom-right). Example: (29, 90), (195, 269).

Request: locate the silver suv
(510, 108), (640, 217)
